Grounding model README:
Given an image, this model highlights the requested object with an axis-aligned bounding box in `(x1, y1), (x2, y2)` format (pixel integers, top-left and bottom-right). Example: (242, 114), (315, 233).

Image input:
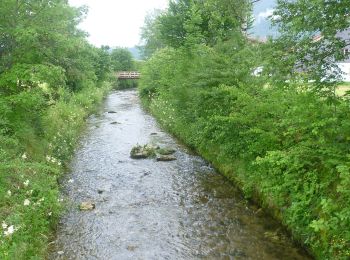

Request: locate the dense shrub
(0, 83), (111, 259)
(0, 1), (114, 257)
(140, 45), (350, 259)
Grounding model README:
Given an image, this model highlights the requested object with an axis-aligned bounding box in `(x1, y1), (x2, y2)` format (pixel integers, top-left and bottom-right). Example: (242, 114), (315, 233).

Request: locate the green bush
(140, 46), (350, 259)
(114, 79), (138, 90)
(0, 83), (111, 259)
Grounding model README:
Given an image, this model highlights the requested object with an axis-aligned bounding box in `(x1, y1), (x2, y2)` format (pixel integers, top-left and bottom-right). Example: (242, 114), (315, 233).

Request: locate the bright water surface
(51, 90), (311, 260)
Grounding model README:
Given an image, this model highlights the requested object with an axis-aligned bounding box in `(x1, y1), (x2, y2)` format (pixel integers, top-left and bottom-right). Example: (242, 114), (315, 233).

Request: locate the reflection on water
(50, 90), (311, 260)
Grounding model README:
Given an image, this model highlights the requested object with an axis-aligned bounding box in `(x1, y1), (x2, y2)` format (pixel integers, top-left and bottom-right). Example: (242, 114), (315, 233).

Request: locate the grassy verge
(0, 82), (111, 259)
(336, 82), (350, 96)
(139, 86), (350, 260)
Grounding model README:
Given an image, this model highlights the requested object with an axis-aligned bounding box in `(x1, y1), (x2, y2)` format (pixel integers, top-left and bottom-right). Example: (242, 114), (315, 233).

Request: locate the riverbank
(0, 83), (111, 259)
(139, 75), (350, 259)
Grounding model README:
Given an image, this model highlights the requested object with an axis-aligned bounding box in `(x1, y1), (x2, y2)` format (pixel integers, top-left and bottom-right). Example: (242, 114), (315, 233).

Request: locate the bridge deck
(117, 71), (141, 79)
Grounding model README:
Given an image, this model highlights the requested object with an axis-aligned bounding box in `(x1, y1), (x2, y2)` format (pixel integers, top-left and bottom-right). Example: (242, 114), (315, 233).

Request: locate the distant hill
(108, 47), (141, 60)
(128, 47), (141, 60)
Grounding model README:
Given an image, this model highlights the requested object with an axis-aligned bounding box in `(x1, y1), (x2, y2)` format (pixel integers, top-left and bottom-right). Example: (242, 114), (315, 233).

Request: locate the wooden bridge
(117, 71), (141, 79)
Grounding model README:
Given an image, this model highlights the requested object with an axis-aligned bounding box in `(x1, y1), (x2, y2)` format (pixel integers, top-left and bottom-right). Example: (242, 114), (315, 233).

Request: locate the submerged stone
(107, 111), (117, 114)
(127, 245), (138, 251)
(130, 144), (157, 159)
(79, 201), (95, 211)
(156, 147), (176, 155)
(131, 152), (149, 159)
(130, 144), (177, 160)
(156, 154), (177, 161)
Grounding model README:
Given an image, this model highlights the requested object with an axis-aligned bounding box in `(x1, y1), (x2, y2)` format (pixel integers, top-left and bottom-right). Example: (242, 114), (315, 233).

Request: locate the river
(50, 90), (311, 260)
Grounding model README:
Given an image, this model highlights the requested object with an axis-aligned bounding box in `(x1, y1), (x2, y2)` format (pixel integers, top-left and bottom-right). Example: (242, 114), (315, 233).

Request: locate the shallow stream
(51, 90), (311, 260)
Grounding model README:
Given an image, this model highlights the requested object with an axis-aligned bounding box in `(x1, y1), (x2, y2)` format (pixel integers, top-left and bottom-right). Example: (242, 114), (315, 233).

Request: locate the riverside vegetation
(139, 0), (350, 259)
(0, 0), (135, 258)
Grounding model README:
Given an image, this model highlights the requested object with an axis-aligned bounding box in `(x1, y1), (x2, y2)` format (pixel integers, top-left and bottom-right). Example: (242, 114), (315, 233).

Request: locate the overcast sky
(69, 0), (168, 48)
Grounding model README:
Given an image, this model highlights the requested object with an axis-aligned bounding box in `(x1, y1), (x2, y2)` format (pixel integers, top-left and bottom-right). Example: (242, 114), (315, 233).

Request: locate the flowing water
(50, 90), (311, 260)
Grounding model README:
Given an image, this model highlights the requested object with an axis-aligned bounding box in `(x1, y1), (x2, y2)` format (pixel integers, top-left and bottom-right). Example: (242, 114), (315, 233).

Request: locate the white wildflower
(48, 212), (52, 216)
(2, 222), (7, 229)
(21, 153), (27, 160)
(23, 199), (30, 206)
(7, 190), (11, 196)
(46, 155), (58, 163)
(23, 179), (29, 187)
(26, 190), (33, 195)
(4, 225), (14, 236)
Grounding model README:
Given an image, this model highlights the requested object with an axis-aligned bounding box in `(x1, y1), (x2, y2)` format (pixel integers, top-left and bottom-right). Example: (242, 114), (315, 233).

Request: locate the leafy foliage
(0, 0), (114, 258)
(268, 0), (350, 98)
(110, 47), (135, 71)
(140, 0), (350, 259)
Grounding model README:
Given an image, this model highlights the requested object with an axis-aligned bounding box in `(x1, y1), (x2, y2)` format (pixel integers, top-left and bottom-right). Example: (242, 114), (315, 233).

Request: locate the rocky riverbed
(50, 90), (311, 260)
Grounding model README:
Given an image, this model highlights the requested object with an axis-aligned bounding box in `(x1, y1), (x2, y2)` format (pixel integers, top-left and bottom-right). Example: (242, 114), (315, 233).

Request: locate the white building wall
(337, 63), (350, 82)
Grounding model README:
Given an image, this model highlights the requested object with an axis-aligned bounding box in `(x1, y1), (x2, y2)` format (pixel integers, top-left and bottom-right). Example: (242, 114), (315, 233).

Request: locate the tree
(110, 48), (134, 71)
(0, 0), (103, 93)
(269, 0), (350, 97)
(139, 0), (253, 51)
(0, 0), (112, 134)
(139, 10), (166, 59)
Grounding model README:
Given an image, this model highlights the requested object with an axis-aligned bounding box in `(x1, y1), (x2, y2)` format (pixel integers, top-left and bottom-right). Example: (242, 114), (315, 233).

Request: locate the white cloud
(254, 8), (275, 25)
(69, 0), (168, 47)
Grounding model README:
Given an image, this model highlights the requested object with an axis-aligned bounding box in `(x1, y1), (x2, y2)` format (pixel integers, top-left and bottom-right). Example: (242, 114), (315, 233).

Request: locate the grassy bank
(140, 87), (350, 260)
(138, 46), (350, 259)
(0, 83), (111, 259)
(336, 83), (350, 96)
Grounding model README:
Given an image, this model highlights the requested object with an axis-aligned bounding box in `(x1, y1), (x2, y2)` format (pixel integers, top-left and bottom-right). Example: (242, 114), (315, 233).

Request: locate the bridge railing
(117, 71), (141, 79)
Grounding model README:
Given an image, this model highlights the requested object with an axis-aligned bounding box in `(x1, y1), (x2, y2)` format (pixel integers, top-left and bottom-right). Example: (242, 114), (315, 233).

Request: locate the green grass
(337, 83), (350, 96)
(140, 86), (350, 260)
(0, 83), (111, 259)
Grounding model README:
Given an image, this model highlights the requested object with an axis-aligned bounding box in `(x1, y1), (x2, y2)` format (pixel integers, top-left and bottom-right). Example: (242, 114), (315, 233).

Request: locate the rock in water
(107, 111), (117, 114)
(130, 144), (176, 160)
(156, 147), (176, 155)
(130, 151), (149, 159)
(130, 144), (157, 159)
(156, 154), (177, 161)
(79, 201), (95, 211)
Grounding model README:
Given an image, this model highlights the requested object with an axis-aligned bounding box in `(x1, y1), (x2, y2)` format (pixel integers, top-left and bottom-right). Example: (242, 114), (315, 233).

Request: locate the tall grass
(0, 83), (111, 259)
